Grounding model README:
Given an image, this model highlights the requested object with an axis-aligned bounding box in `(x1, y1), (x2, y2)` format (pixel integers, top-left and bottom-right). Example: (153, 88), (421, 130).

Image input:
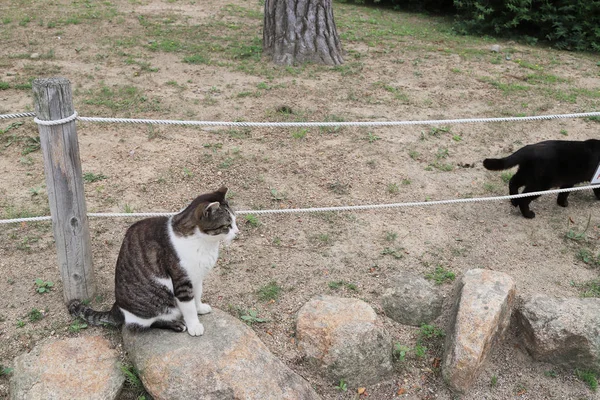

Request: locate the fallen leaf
(357, 387), (366, 395)
(397, 387), (406, 395)
(432, 358), (441, 368)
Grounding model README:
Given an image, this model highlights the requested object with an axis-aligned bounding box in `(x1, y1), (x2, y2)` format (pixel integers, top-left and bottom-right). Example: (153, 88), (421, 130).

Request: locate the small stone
(514, 295), (600, 372)
(381, 272), (443, 326)
(10, 336), (124, 400)
(490, 45), (501, 53)
(30, 53), (39, 59)
(123, 308), (319, 400)
(296, 295), (393, 387)
(442, 269), (516, 394)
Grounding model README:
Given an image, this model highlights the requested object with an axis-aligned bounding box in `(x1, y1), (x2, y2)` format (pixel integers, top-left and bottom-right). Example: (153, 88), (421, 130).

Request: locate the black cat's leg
(518, 185), (542, 219)
(508, 171), (525, 207)
(594, 187), (600, 200)
(557, 185), (573, 207)
(150, 319), (187, 332)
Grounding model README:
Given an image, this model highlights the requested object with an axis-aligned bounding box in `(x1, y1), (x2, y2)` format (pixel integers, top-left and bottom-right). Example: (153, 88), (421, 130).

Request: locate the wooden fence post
(33, 77), (95, 302)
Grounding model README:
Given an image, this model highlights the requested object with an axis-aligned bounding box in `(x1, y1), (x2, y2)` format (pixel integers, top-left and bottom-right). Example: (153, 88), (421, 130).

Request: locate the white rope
(1, 184), (597, 224)
(75, 111), (600, 127)
(34, 111), (78, 126)
(0, 112), (35, 120)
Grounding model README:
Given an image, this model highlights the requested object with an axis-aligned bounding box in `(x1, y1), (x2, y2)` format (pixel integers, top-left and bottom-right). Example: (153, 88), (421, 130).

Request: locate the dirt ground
(1, 0), (599, 399)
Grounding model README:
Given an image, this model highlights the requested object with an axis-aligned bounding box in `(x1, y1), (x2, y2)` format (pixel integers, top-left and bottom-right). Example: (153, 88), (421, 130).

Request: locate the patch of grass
(409, 150), (421, 160)
(334, 378), (348, 392)
(490, 375), (498, 387)
(576, 249), (600, 268)
(425, 266), (456, 285)
(429, 126), (450, 137)
(292, 128), (308, 139)
(28, 308), (43, 322)
(577, 279), (600, 298)
(385, 232), (398, 242)
(328, 181), (350, 195)
(244, 214), (260, 227)
(500, 171), (514, 183)
(68, 320), (88, 333)
(257, 281), (282, 302)
(381, 247), (404, 259)
(387, 183), (399, 194)
(123, 204), (134, 213)
(575, 369), (598, 391)
(414, 343), (427, 358)
(393, 343), (410, 362)
(431, 162), (453, 172)
(566, 215), (591, 242)
(120, 364), (145, 394)
(35, 278), (54, 294)
(0, 81), (10, 90)
(22, 136), (41, 155)
(419, 324), (445, 339)
(0, 365), (13, 376)
(479, 76), (529, 95)
(83, 172), (107, 183)
(16, 320), (25, 328)
(365, 131), (381, 143)
(83, 83), (162, 114)
(544, 370), (557, 378)
(240, 309), (268, 325)
(182, 54), (210, 65)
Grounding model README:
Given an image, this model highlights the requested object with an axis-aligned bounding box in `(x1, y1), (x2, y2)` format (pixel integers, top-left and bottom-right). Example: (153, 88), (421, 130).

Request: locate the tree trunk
(263, 0), (344, 66)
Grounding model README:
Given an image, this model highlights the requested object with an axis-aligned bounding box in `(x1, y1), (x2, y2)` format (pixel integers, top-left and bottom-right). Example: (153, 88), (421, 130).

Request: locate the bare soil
(1, 0), (599, 399)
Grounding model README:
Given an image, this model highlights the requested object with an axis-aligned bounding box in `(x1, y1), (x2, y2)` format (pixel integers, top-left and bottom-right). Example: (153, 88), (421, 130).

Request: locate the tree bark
(263, 0), (344, 66)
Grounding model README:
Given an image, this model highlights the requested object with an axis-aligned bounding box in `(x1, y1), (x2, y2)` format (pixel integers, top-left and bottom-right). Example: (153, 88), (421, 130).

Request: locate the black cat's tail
(68, 300), (124, 327)
(483, 151), (523, 171)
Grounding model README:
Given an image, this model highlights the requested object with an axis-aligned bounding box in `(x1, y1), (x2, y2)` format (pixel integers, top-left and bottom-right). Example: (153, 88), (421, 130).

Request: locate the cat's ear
(216, 186), (228, 198)
(194, 202), (220, 220)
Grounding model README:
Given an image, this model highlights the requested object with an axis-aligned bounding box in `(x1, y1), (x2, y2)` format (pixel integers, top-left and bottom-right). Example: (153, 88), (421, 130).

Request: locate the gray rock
(29, 53), (39, 59)
(514, 294), (600, 372)
(490, 45), (501, 53)
(442, 269), (516, 394)
(10, 336), (124, 400)
(122, 308), (320, 400)
(296, 295), (393, 387)
(381, 272), (443, 326)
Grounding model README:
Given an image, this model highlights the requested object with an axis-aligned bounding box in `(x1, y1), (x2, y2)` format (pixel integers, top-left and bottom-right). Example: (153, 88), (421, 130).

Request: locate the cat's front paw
(196, 303), (212, 315)
(186, 321), (204, 336)
(522, 210), (535, 219)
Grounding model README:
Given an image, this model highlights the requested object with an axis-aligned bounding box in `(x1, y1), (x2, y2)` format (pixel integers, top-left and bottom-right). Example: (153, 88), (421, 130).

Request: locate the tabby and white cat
(69, 186), (238, 336)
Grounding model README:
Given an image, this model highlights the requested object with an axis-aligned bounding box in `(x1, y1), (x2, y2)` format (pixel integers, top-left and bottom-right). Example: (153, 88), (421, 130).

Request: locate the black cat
(483, 139), (600, 218)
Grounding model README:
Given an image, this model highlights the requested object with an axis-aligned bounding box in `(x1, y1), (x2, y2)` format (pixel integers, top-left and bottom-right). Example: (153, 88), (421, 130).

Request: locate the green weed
(334, 378), (348, 391)
(35, 278), (54, 294)
(240, 309), (268, 325)
(244, 214), (260, 227)
(425, 266), (456, 284)
(257, 281), (282, 302)
(575, 369), (598, 391)
(28, 308), (43, 322)
(83, 172), (107, 183)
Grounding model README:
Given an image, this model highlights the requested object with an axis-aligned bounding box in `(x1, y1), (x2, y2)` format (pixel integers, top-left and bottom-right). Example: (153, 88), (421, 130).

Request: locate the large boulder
(514, 294), (600, 372)
(10, 336), (124, 400)
(122, 308), (320, 400)
(381, 272), (443, 326)
(296, 295), (393, 387)
(442, 269), (516, 394)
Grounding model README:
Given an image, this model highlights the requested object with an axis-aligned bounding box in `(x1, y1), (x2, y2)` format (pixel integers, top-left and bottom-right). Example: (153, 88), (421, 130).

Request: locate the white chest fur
(168, 219), (221, 283)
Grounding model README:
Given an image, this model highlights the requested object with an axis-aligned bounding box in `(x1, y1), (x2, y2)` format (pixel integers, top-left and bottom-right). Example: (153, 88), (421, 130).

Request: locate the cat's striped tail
(68, 300), (123, 327)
